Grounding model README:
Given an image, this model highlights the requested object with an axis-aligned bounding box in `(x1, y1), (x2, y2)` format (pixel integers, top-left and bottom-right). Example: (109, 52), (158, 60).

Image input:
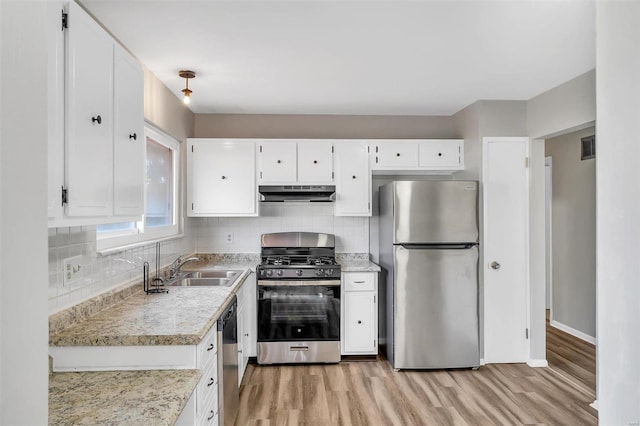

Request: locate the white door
(65, 1), (114, 216)
(483, 137), (529, 363)
(297, 142), (333, 183)
(113, 44), (144, 216)
(259, 141), (297, 183)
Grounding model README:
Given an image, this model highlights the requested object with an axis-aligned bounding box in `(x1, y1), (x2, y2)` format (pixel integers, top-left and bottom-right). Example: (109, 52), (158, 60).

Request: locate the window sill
(96, 233), (184, 256)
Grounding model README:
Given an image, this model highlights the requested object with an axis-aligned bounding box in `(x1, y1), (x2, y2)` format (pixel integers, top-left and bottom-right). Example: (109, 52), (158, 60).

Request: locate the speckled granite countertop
(50, 261), (254, 347)
(337, 253), (381, 272)
(49, 369), (200, 425)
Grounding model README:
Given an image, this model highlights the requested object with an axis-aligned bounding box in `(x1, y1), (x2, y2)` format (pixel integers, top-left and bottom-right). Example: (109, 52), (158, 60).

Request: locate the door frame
(545, 156), (553, 319)
(481, 136), (531, 363)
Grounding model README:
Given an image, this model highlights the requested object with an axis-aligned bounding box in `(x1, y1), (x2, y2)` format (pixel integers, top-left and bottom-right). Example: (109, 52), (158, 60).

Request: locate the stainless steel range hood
(259, 185), (336, 202)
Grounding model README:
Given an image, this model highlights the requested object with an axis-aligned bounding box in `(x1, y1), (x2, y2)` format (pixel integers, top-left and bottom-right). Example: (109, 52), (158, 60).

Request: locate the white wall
(596, 2), (640, 423)
(546, 127), (596, 339)
(0, 2), (50, 423)
(528, 70), (596, 140)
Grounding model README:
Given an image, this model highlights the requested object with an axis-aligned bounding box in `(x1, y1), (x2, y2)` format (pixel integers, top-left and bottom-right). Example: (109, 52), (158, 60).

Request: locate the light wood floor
(237, 321), (597, 425)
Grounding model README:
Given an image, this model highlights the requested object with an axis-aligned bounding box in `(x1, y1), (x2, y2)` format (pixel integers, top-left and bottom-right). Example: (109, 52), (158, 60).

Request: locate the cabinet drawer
(196, 361), (218, 418)
(198, 396), (218, 426)
(197, 326), (218, 369)
(343, 273), (375, 291)
(419, 140), (462, 168)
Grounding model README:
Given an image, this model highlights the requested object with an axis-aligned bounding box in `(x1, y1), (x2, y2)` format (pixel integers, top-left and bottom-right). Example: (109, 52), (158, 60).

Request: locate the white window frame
(97, 123), (181, 251)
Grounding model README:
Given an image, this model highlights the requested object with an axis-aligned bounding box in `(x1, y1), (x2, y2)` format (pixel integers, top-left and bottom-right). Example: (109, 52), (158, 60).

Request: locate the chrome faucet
(169, 255), (200, 279)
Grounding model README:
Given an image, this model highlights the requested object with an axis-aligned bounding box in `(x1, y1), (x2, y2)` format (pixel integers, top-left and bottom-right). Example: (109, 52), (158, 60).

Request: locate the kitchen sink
(165, 277), (234, 287)
(181, 270), (242, 279)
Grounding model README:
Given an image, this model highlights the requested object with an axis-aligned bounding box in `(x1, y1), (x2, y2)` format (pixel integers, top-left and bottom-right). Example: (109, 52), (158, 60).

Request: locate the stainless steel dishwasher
(218, 296), (239, 426)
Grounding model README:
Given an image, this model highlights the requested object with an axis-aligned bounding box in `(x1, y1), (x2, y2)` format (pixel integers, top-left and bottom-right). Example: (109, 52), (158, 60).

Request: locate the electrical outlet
(63, 255), (83, 285)
(225, 233), (234, 244)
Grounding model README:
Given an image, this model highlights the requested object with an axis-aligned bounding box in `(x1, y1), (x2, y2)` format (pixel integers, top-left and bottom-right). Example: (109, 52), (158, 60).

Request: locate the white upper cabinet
(334, 141), (371, 216)
(65, 0), (114, 217)
(258, 140), (334, 184)
(371, 139), (464, 173)
(258, 141), (297, 183)
(113, 44), (144, 216)
(48, 1), (145, 226)
(297, 142), (334, 183)
(418, 139), (464, 170)
(47, 2), (65, 221)
(374, 141), (419, 169)
(187, 139), (258, 217)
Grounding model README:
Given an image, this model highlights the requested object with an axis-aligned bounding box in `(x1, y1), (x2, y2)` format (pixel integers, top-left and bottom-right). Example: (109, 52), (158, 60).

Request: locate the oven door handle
(258, 279), (341, 287)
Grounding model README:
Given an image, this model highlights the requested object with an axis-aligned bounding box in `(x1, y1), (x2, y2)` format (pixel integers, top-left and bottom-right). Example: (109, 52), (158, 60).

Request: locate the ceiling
(81, 0), (595, 116)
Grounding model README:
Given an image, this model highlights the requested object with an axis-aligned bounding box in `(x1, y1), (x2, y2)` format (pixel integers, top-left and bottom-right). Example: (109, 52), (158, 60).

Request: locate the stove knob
(276, 269), (283, 277)
(325, 268), (333, 276)
(296, 269), (303, 277)
(266, 269), (273, 277)
(316, 269), (324, 277)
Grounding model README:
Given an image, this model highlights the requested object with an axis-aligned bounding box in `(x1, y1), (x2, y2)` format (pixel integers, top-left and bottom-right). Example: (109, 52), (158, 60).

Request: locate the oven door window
(258, 285), (340, 341)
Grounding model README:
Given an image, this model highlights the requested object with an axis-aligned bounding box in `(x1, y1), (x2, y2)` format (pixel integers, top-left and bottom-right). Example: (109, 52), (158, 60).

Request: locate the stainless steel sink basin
(181, 270), (242, 279)
(165, 277), (234, 287)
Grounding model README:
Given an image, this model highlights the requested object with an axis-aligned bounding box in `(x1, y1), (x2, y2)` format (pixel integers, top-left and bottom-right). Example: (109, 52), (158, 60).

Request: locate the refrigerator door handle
(399, 243), (477, 250)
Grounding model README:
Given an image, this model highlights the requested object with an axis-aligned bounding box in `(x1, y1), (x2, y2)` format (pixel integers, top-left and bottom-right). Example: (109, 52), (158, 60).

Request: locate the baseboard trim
(590, 399), (598, 411)
(479, 358), (486, 366)
(550, 320), (597, 345)
(527, 358), (549, 368)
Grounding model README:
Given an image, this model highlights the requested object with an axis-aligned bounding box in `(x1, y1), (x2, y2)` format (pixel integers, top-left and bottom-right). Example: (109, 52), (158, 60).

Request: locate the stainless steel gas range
(256, 232), (341, 364)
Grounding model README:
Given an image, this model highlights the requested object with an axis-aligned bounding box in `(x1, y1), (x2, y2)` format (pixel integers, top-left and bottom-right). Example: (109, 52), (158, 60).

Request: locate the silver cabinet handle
(353, 280), (365, 283)
(490, 261), (501, 270)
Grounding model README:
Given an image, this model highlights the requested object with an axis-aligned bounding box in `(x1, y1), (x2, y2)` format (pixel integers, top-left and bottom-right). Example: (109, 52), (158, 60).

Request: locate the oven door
(257, 281), (341, 342)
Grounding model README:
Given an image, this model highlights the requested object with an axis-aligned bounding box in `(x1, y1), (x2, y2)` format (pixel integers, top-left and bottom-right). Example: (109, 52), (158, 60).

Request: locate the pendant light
(178, 70), (196, 105)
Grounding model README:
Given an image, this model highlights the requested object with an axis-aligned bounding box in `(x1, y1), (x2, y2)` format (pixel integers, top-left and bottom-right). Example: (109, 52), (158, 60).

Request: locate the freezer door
(393, 245), (479, 369)
(392, 181), (478, 244)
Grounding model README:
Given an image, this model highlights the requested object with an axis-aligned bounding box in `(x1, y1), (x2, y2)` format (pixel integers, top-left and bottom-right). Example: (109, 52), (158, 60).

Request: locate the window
(97, 124), (181, 250)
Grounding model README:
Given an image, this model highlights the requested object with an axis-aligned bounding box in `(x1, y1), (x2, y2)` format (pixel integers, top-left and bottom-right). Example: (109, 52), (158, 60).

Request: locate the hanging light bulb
(178, 70), (196, 105)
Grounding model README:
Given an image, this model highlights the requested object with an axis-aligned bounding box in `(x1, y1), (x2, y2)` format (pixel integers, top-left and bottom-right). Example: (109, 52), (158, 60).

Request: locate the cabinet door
(237, 298), (246, 384)
(419, 140), (463, 169)
(259, 142), (297, 183)
(297, 142), (333, 183)
(47, 1), (65, 221)
(334, 142), (370, 216)
(188, 140), (257, 216)
(65, 1), (114, 216)
(243, 272), (257, 357)
(343, 291), (377, 354)
(373, 142), (419, 169)
(113, 44), (144, 216)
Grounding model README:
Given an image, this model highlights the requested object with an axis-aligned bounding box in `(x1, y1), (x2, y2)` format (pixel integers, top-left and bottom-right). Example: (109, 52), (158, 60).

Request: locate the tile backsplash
(193, 203), (369, 253)
(48, 204), (369, 314)
(48, 225), (193, 314)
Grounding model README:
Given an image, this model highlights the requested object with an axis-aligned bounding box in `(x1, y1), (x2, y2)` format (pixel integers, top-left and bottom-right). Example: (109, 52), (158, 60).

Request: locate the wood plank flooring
(237, 318), (597, 425)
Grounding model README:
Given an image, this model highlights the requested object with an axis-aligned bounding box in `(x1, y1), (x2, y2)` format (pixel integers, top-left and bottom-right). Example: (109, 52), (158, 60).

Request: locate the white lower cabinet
(341, 272), (378, 355)
(237, 272), (257, 384)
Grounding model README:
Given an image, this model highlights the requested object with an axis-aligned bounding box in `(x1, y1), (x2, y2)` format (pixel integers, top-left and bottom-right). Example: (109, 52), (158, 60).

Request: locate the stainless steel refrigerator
(379, 180), (479, 369)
